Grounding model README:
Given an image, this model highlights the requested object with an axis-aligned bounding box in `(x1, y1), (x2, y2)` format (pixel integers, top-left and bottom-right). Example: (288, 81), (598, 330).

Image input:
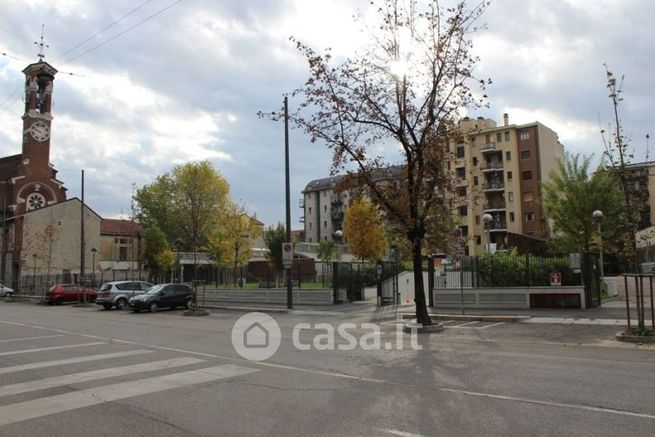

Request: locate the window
(507, 171), (512, 181)
(473, 157), (478, 166)
(524, 212), (535, 222)
(473, 176), (478, 186)
(519, 130), (529, 140)
(476, 235), (481, 245)
(323, 220), (327, 228)
(456, 146), (465, 158)
(521, 149), (531, 159)
(485, 134), (491, 143)
(456, 167), (466, 179)
(309, 222), (312, 230)
(523, 191), (534, 202)
(119, 246), (128, 261)
(323, 205), (327, 212)
(508, 192), (514, 202)
(470, 136), (476, 146)
(522, 170), (532, 180)
(505, 151), (511, 161)
(475, 215), (480, 225)
(459, 206), (468, 216)
(496, 132), (502, 142)
(509, 212), (515, 222)
(458, 187), (467, 197)
(308, 207), (312, 214)
(460, 226), (469, 237)
(505, 131), (510, 141)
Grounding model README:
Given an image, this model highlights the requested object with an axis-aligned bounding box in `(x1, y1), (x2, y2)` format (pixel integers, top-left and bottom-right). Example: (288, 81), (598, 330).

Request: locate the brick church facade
(1, 56), (141, 289)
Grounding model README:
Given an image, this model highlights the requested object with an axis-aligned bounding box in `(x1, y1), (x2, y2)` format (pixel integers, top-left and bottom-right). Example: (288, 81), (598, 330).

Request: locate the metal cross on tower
(34, 24), (49, 61)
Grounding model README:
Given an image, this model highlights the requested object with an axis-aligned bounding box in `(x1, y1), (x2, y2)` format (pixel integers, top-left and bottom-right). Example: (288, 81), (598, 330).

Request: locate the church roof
(100, 219), (142, 237)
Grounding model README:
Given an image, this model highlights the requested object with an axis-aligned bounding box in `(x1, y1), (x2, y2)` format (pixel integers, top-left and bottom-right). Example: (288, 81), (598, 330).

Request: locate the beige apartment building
(301, 114), (564, 257)
(453, 114), (563, 255)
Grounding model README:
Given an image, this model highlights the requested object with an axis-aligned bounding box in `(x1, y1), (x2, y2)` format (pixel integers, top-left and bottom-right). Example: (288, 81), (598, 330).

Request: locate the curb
(615, 331), (655, 344)
(400, 313), (529, 323)
(201, 305), (290, 314)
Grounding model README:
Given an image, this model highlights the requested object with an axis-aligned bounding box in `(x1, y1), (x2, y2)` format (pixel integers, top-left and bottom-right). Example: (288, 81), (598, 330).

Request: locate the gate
(581, 252), (601, 308)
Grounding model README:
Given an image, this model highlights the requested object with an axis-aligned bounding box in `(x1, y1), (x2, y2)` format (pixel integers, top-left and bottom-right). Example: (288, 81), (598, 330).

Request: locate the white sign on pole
(282, 242), (294, 268)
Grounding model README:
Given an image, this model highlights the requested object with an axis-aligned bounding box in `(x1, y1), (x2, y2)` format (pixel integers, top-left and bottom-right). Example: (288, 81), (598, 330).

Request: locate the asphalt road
(0, 301), (653, 437)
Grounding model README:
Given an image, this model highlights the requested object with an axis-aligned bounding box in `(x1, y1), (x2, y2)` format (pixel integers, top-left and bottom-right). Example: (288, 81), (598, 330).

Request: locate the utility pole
(80, 170), (86, 301)
(284, 96), (293, 309)
(1, 196), (6, 283)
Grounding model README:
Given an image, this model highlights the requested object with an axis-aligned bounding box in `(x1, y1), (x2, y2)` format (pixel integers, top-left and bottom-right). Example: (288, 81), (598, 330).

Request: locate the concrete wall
(433, 286), (585, 309)
(21, 199), (101, 276)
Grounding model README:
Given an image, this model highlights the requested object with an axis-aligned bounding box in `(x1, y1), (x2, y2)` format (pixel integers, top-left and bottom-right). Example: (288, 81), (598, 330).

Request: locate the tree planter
(404, 322), (444, 334)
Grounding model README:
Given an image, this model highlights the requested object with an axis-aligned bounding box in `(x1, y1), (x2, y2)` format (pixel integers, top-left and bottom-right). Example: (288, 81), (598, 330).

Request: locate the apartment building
(300, 114), (564, 256)
(453, 114), (563, 255)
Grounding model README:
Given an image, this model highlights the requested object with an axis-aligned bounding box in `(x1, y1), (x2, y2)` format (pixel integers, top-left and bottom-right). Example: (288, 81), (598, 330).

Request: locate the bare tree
(273, 0), (490, 325)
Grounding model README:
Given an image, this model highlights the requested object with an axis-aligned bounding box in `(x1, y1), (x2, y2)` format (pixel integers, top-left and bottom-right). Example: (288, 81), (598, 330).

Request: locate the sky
(1, 0), (653, 229)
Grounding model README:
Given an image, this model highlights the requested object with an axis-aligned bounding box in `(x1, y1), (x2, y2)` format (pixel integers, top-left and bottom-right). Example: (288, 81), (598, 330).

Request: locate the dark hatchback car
(128, 283), (192, 313)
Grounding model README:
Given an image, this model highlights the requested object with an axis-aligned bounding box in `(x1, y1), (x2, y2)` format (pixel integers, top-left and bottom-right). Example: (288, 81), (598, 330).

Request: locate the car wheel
(56, 297), (64, 305)
(4, 292), (13, 297)
(102, 304), (112, 311)
(115, 298), (128, 310)
(185, 299), (192, 309)
(148, 301), (158, 313)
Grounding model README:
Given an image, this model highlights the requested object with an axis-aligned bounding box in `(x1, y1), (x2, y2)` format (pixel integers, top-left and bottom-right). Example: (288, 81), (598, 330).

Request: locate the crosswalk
(0, 330), (259, 428)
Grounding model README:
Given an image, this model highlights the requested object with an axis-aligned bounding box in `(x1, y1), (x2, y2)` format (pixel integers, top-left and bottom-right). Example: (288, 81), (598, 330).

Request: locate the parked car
(95, 281), (154, 310)
(0, 282), (13, 297)
(45, 284), (97, 305)
(128, 283), (193, 313)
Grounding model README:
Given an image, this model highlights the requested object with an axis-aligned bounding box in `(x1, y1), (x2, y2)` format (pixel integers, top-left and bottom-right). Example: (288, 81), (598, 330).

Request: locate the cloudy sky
(0, 0), (652, 228)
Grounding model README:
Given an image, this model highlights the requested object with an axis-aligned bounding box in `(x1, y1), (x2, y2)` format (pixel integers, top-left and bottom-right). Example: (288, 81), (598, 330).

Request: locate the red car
(45, 284), (97, 305)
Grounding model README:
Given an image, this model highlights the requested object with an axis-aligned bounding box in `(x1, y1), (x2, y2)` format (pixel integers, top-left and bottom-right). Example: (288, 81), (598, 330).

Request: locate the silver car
(0, 282), (13, 297)
(95, 281), (153, 310)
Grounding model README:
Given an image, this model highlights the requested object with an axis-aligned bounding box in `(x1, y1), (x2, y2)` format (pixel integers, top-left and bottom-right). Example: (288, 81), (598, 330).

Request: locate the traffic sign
(282, 242), (293, 268)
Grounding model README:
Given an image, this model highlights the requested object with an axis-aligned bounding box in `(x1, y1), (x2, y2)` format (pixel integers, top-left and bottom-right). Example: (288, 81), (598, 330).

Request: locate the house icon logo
(231, 312), (281, 361)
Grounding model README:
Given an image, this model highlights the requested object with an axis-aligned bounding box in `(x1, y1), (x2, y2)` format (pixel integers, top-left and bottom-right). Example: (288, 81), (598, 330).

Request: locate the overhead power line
(52, 0), (156, 63)
(59, 0), (184, 66)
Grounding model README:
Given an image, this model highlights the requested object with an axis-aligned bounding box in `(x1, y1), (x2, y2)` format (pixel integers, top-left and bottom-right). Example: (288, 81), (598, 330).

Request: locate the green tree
(542, 153), (623, 254)
(343, 198), (388, 261)
(133, 161), (231, 307)
(263, 223), (286, 282)
(316, 239), (338, 262)
(271, 0), (490, 325)
(143, 224), (169, 281)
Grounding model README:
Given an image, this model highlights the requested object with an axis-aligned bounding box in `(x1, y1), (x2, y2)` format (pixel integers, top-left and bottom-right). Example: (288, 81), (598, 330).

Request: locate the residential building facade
(300, 115), (564, 256)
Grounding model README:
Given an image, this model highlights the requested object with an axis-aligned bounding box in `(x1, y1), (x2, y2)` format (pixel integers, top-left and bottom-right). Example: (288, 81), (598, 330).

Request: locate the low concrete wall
(198, 288), (334, 305)
(433, 286), (586, 309)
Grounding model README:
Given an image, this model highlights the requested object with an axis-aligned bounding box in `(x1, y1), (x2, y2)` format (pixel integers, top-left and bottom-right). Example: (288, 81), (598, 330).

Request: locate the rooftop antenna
(34, 24), (49, 61)
(647, 134), (651, 163)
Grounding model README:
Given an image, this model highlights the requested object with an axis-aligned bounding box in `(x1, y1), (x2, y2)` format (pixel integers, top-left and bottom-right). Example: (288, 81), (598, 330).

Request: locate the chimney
(503, 113), (509, 126)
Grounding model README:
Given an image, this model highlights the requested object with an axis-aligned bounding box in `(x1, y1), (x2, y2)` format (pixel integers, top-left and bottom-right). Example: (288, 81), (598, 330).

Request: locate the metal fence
(436, 254), (583, 288)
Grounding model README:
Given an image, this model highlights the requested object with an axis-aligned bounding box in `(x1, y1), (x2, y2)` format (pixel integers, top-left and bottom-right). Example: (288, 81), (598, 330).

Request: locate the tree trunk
(412, 235), (432, 326)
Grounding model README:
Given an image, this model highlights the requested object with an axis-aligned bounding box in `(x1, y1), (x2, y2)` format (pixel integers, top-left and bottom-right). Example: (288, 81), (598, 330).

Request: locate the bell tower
(9, 29), (66, 215)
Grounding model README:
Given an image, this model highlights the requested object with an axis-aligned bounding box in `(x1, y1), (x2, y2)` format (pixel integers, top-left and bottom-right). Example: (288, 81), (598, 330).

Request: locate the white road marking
(0, 334), (64, 343)
(381, 428), (429, 437)
(450, 321), (479, 327)
(478, 322), (505, 329)
(438, 387), (655, 420)
(0, 350), (153, 375)
(0, 365), (259, 426)
(0, 357), (205, 397)
(0, 342), (105, 357)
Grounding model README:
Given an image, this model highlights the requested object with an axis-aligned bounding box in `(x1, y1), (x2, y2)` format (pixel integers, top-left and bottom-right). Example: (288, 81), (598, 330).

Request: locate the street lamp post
(593, 210), (604, 283)
(91, 248), (97, 288)
(482, 213), (493, 254)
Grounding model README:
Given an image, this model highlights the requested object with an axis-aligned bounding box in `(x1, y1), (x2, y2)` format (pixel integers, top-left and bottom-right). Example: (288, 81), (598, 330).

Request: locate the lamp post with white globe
(482, 213), (493, 254)
(593, 210), (604, 283)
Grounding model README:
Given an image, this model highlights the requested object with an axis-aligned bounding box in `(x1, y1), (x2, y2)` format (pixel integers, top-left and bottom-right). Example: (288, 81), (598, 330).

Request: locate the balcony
(331, 195), (344, 205)
(483, 201), (506, 211)
(480, 143), (498, 153)
(299, 198), (305, 208)
(486, 221), (508, 232)
(482, 182), (505, 192)
(480, 161), (504, 172)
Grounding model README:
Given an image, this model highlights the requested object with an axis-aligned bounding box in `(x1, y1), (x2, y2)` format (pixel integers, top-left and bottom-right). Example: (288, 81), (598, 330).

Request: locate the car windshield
(146, 284), (166, 295)
(99, 284), (113, 291)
